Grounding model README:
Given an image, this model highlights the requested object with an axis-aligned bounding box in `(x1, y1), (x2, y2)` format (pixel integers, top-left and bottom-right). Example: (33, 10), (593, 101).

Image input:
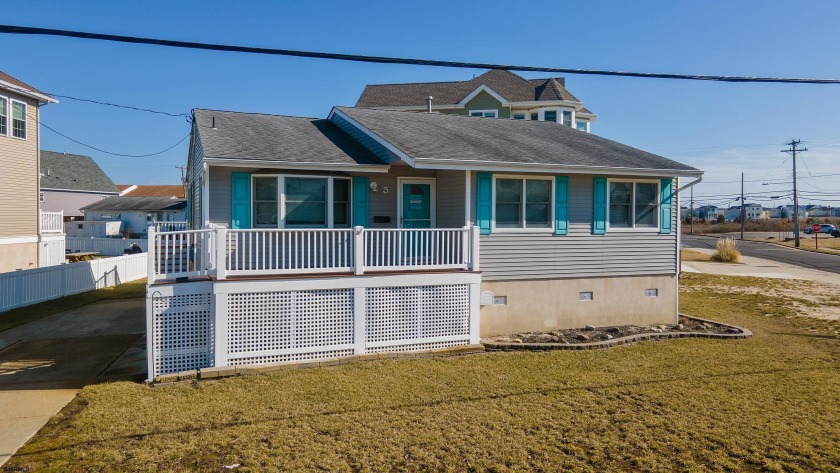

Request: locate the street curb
(480, 314), (752, 352)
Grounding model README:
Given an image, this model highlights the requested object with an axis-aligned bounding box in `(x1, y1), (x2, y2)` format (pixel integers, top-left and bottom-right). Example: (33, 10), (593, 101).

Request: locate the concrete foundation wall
(0, 241), (39, 272)
(479, 275), (677, 337)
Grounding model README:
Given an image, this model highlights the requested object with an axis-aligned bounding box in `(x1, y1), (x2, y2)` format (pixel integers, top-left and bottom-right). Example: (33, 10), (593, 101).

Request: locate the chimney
(425, 96), (433, 113)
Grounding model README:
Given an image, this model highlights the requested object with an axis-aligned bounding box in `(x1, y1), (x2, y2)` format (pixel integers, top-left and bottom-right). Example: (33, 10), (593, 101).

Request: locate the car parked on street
(804, 224), (838, 235)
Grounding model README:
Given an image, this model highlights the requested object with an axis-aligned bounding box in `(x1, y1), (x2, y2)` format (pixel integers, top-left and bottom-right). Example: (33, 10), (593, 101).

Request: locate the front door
(400, 179), (434, 228)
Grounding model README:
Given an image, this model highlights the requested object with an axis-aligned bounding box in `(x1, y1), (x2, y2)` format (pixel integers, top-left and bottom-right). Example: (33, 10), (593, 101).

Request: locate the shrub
(711, 238), (742, 263)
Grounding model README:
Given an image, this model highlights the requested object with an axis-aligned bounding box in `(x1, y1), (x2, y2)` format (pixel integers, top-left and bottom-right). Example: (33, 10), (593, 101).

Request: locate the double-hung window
(0, 96), (7, 136)
(11, 100), (26, 139)
(608, 180), (659, 229)
(252, 175), (351, 228)
(494, 177), (552, 230)
(469, 110), (497, 118)
(562, 110), (573, 127)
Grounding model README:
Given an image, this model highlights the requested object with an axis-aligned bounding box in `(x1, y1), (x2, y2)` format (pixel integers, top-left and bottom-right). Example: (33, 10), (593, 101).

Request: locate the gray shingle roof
(193, 109), (385, 166)
(335, 107), (700, 174)
(40, 151), (119, 193)
(80, 196), (187, 212)
(355, 69), (585, 107)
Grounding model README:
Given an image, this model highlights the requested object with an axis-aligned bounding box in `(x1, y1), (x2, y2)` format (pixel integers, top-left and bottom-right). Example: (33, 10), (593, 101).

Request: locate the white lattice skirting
(147, 273), (480, 379)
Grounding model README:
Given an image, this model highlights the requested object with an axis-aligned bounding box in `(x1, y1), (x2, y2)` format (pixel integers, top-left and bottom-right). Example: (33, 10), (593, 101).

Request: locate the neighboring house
(780, 205), (807, 219)
(79, 196), (187, 237)
(764, 207), (782, 219)
(806, 206), (836, 218)
(40, 150), (120, 220)
(696, 205), (722, 220)
(724, 203), (764, 221)
(356, 69), (596, 132)
(0, 70), (63, 272)
(143, 105), (702, 380)
(118, 184), (186, 199)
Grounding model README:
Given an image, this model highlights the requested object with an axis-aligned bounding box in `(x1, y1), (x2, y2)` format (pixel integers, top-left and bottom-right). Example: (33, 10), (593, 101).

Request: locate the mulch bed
(484, 315), (743, 346)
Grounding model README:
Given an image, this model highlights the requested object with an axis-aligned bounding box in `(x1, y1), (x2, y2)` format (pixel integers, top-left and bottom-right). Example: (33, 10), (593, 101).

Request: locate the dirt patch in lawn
(681, 272), (840, 321)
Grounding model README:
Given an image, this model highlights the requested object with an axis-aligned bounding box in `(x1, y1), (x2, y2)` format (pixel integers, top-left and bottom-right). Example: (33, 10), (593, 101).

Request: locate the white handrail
(40, 210), (64, 234)
(148, 226), (480, 283)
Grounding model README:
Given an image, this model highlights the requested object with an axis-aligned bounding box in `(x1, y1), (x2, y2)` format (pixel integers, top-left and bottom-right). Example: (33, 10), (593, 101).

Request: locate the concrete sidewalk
(0, 298), (145, 466)
(682, 248), (840, 285)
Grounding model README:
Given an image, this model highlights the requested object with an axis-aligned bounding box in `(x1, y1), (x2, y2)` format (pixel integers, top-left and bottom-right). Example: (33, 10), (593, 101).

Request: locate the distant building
(79, 196), (187, 237)
(40, 151), (120, 219)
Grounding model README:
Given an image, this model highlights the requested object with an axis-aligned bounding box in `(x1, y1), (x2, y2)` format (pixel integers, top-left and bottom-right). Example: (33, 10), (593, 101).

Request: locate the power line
(42, 92), (190, 119)
(40, 121), (190, 158)
(3, 24), (840, 85)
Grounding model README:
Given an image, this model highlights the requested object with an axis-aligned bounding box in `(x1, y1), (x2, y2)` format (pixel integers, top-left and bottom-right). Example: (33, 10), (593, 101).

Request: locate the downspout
(675, 174), (702, 323)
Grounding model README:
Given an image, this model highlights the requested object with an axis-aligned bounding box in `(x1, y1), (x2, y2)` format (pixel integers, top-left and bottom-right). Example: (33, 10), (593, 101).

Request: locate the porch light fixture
(370, 181), (378, 192)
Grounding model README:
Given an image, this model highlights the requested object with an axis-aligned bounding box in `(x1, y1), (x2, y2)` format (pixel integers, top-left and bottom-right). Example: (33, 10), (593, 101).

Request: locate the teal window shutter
(554, 176), (569, 235)
(660, 178), (673, 234)
(230, 172), (251, 229)
(592, 177), (607, 235)
(476, 172), (493, 235)
(352, 176), (369, 227)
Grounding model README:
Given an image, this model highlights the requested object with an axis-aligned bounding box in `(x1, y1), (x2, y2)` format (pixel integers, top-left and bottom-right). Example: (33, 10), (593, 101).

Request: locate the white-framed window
(512, 113), (526, 120)
(252, 175), (351, 228)
(562, 110), (573, 127)
(543, 110), (557, 122)
(575, 120), (587, 131)
(11, 100), (26, 139)
(0, 95), (7, 136)
(608, 179), (659, 230)
(469, 109), (497, 118)
(492, 175), (553, 231)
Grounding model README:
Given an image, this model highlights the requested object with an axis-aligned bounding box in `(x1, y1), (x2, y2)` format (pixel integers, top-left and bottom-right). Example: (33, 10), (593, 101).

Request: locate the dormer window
(469, 110), (497, 118)
(544, 111), (557, 122)
(561, 111), (572, 127)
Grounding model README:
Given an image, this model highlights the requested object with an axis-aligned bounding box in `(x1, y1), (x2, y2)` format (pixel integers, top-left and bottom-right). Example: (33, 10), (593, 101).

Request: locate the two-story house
(0, 71), (60, 272)
(40, 151), (120, 220)
(356, 69), (596, 132)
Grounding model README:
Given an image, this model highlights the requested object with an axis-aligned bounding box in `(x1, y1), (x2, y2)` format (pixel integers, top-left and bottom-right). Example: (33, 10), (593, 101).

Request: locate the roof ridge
(193, 108), (322, 120)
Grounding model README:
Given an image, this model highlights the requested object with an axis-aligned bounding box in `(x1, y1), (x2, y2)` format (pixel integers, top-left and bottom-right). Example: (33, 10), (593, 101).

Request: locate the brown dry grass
(7, 273), (840, 472)
(680, 248), (712, 262)
(710, 238), (742, 263)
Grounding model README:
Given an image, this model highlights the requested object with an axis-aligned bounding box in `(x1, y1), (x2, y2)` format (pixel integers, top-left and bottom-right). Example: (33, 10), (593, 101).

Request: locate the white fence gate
(66, 237), (148, 256)
(0, 253), (148, 312)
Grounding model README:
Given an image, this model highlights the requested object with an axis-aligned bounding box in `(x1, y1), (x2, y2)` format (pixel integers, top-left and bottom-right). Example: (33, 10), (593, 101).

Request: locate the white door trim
(397, 178), (437, 228)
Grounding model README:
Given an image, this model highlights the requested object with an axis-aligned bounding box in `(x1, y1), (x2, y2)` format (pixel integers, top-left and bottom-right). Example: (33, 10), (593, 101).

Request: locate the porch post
(353, 226), (365, 275)
(469, 281), (481, 344)
(353, 286), (366, 354)
(147, 226), (156, 285)
(213, 290), (229, 368)
(469, 225), (480, 271)
(215, 226), (227, 280)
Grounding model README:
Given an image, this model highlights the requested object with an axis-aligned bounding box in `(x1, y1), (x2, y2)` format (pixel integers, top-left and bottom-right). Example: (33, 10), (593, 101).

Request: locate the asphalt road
(682, 235), (840, 275)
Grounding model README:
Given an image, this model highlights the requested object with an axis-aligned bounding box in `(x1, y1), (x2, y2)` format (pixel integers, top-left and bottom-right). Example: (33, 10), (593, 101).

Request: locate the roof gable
(40, 151), (119, 193)
(355, 69), (585, 108)
(0, 70), (56, 104)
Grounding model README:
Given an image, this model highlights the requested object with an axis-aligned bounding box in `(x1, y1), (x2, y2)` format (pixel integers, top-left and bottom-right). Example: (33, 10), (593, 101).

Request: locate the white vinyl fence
(0, 253), (148, 313)
(66, 237), (148, 256)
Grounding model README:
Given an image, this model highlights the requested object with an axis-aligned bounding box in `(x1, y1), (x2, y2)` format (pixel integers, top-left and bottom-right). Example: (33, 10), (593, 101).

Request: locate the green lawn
(0, 279), (146, 332)
(7, 273), (840, 472)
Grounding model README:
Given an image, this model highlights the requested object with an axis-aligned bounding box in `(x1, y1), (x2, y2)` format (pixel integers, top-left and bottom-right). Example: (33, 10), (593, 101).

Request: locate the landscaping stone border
(481, 314), (752, 352)
(151, 344), (485, 385)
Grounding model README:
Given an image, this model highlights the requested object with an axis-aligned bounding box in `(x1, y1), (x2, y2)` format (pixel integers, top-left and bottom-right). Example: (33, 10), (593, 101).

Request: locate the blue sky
(4, 1), (840, 207)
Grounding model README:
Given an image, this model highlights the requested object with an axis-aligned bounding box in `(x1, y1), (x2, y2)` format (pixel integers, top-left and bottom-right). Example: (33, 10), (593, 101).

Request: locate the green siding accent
(465, 91), (509, 118)
(230, 172), (251, 229)
(476, 172), (493, 234)
(554, 176), (569, 235)
(592, 177), (607, 235)
(659, 179), (673, 234)
(352, 176), (370, 227)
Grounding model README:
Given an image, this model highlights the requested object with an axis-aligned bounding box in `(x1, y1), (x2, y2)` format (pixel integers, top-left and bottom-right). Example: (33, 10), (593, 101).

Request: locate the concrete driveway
(0, 298), (145, 465)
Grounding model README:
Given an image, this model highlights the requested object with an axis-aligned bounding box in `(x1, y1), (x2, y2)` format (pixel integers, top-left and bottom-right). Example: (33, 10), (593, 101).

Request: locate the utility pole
(781, 140), (806, 247)
(740, 172), (745, 240)
(690, 186), (694, 234)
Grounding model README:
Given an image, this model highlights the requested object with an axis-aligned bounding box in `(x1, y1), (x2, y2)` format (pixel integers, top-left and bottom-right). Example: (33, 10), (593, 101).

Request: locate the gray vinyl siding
(436, 170), (466, 228)
(473, 173), (678, 281)
(208, 164), (465, 229)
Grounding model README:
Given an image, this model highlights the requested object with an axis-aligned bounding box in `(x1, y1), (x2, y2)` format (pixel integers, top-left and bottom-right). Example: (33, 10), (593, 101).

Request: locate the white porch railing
(155, 221), (189, 232)
(40, 210), (64, 233)
(148, 226), (480, 284)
